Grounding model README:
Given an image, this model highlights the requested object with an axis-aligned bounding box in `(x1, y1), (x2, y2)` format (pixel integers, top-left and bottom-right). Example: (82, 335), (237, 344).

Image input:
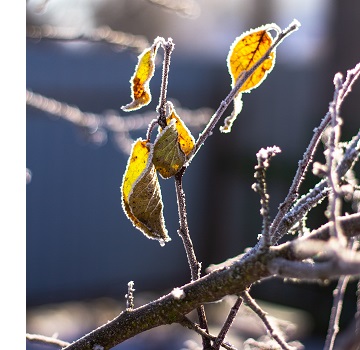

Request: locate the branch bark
(62, 213), (360, 350)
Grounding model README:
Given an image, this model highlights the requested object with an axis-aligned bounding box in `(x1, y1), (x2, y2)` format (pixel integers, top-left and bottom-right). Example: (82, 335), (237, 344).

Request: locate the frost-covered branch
(26, 89), (212, 154)
(270, 62), (360, 245)
(26, 24), (149, 53)
(241, 291), (295, 350)
(26, 333), (70, 348)
(252, 146), (281, 247)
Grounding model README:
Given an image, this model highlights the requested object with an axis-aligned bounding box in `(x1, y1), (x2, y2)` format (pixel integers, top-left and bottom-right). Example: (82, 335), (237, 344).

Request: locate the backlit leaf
(121, 41), (159, 111)
(221, 24), (279, 133)
(121, 138), (170, 244)
(153, 105), (195, 178)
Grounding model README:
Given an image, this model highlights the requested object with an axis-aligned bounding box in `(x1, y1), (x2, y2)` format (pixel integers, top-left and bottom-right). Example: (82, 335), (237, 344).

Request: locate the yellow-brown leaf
(121, 138), (170, 244)
(121, 42), (159, 111)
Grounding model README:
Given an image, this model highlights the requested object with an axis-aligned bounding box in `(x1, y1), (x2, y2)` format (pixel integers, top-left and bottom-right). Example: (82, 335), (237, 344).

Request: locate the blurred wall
(27, 0), (360, 335)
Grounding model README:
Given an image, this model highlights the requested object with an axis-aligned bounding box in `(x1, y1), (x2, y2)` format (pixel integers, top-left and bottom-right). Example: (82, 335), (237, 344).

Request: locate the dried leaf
(221, 24), (279, 133)
(153, 105), (195, 178)
(121, 42), (159, 111)
(121, 138), (170, 244)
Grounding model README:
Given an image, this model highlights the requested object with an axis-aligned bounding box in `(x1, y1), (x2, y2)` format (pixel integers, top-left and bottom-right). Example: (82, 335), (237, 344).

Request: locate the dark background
(26, 0), (360, 348)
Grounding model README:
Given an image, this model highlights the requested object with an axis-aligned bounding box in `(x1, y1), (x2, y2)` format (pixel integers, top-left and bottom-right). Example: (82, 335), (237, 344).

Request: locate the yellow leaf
(152, 105), (195, 178)
(121, 42), (159, 111)
(221, 24), (279, 133)
(228, 24), (277, 92)
(121, 138), (170, 244)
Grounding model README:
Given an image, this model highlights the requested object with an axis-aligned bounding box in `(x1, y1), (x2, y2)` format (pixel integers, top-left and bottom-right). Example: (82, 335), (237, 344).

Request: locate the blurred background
(26, 0), (360, 349)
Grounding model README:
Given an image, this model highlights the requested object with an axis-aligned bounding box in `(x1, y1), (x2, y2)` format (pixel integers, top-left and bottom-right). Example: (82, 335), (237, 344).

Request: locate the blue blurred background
(26, 0), (360, 348)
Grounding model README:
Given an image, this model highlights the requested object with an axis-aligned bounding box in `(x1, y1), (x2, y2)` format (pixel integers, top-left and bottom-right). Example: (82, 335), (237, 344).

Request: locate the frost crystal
(171, 287), (185, 300)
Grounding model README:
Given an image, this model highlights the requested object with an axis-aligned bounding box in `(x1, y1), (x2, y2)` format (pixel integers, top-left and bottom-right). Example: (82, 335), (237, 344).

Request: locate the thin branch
(323, 239), (358, 350)
(193, 20), (300, 158)
(145, 0), (200, 19)
(26, 24), (149, 53)
(268, 254), (360, 281)
(241, 291), (295, 350)
(174, 170), (211, 349)
(26, 333), (70, 348)
(326, 73), (346, 245)
(26, 89), (212, 153)
(271, 124), (360, 243)
(269, 62), (360, 245)
(180, 317), (238, 350)
(125, 281), (135, 311)
(156, 38), (175, 128)
(252, 146), (281, 247)
(212, 297), (243, 350)
(324, 276), (350, 350)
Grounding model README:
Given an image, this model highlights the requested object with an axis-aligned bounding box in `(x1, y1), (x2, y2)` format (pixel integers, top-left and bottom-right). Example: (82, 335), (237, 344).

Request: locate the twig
(156, 38), (175, 128)
(26, 333), (70, 348)
(269, 62), (360, 245)
(323, 239), (358, 350)
(271, 124), (360, 244)
(212, 297), (243, 350)
(357, 278), (360, 338)
(193, 20), (300, 158)
(174, 170), (211, 349)
(145, 0), (200, 18)
(180, 317), (238, 350)
(252, 146), (281, 247)
(326, 73), (346, 245)
(240, 291), (295, 350)
(26, 24), (149, 53)
(26, 89), (212, 153)
(125, 281), (135, 311)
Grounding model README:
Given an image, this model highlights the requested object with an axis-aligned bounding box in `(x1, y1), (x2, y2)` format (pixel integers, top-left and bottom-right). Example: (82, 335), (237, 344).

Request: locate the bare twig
(212, 297), (243, 350)
(241, 291), (295, 350)
(26, 89), (212, 153)
(270, 62), (360, 245)
(326, 73), (346, 245)
(125, 281), (135, 311)
(324, 239), (359, 350)
(175, 170), (210, 349)
(252, 146), (281, 247)
(145, 0), (200, 18)
(180, 317), (238, 350)
(26, 333), (70, 348)
(156, 38), (175, 128)
(27, 24), (149, 53)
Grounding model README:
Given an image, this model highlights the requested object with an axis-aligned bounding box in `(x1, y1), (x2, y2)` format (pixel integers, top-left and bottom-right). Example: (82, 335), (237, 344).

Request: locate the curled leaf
(153, 105), (195, 178)
(221, 24), (279, 133)
(121, 138), (170, 244)
(121, 41), (159, 111)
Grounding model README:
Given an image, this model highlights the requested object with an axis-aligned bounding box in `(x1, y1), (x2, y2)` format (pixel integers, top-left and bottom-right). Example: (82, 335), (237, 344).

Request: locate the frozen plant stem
(156, 37), (174, 129)
(212, 297), (243, 350)
(125, 281), (135, 311)
(180, 317), (238, 350)
(323, 276), (350, 350)
(253, 146), (281, 247)
(326, 73), (345, 245)
(241, 291), (295, 350)
(270, 62), (360, 244)
(324, 239), (358, 350)
(174, 170), (211, 349)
